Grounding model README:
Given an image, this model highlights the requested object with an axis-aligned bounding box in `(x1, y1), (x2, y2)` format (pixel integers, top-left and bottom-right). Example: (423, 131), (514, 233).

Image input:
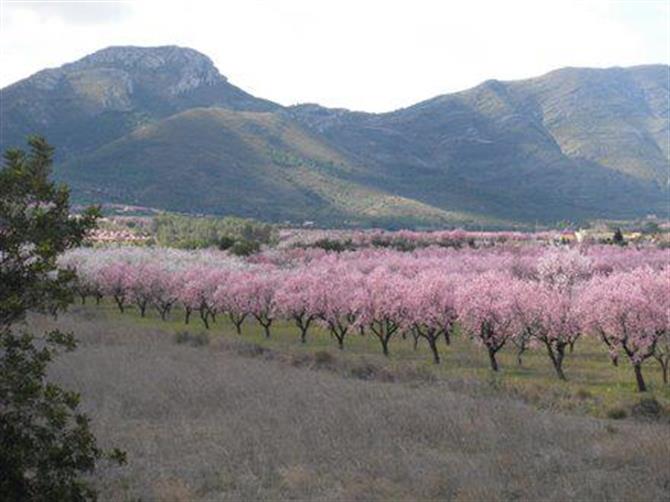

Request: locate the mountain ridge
(1, 46), (668, 227)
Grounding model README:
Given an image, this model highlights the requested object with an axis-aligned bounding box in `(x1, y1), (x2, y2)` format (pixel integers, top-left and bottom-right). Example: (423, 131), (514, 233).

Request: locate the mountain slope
(1, 46), (668, 227)
(289, 65), (669, 222)
(0, 46), (277, 159)
(513, 65), (669, 182)
(58, 107), (487, 226)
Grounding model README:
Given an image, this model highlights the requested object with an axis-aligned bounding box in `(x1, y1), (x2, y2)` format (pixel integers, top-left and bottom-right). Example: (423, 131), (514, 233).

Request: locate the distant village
(85, 208), (670, 247)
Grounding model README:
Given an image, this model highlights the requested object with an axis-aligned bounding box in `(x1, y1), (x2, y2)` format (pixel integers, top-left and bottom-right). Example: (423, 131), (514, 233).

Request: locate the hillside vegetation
(1, 46), (667, 226)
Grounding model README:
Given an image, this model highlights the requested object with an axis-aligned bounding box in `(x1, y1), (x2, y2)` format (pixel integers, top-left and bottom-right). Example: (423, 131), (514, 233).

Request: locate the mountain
(0, 46), (277, 159)
(288, 66), (669, 223)
(58, 107), (476, 226)
(1, 46), (668, 227)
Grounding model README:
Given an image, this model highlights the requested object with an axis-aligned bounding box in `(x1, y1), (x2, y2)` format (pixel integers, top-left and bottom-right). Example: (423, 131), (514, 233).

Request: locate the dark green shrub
(230, 239), (261, 256)
(349, 361), (379, 380)
(233, 340), (268, 358)
(312, 238), (355, 252)
(575, 388), (592, 400)
(631, 398), (662, 419)
(606, 407), (627, 420)
(175, 331), (210, 347)
(217, 236), (236, 250)
(313, 350), (335, 366)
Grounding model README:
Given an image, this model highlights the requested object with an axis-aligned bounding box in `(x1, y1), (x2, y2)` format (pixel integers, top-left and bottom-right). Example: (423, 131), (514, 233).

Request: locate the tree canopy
(0, 137), (123, 501)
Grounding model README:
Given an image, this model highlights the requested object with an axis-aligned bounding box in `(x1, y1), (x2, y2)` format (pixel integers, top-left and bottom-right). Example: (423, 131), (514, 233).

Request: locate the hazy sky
(1, 0), (668, 112)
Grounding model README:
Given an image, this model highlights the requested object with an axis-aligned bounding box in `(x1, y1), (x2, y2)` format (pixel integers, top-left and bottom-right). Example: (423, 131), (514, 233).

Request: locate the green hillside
(1, 46), (668, 227)
(290, 66), (669, 223)
(58, 107), (491, 227)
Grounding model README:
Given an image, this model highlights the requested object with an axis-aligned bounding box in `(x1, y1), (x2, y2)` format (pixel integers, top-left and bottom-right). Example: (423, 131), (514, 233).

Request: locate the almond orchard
(60, 236), (670, 394)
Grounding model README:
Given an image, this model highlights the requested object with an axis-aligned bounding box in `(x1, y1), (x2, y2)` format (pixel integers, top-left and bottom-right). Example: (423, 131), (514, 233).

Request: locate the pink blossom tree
(314, 269), (361, 350)
(643, 268), (670, 384)
(214, 270), (255, 335)
(457, 271), (518, 371)
(536, 249), (593, 291)
(579, 267), (665, 392)
(511, 281), (580, 380)
(355, 269), (408, 357)
(126, 263), (154, 317)
(177, 267), (226, 329)
(177, 270), (204, 325)
(97, 262), (131, 313)
(274, 271), (321, 343)
(151, 267), (180, 320)
(241, 269), (281, 338)
(404, 272), (458, 364)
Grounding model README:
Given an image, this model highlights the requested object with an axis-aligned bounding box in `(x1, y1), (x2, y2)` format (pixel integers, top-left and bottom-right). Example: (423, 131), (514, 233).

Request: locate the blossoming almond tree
(642, 268), (670, 384)
(98, 262), (131, 313)
(275, 271), (321, 343)
(512, 281), (580, 380)
(150, 266), (180, 320)
(238, 268), (281, 338)
(314, 268), (361, 350)
(579, 267), (665, 392)
(404, 272), (458, 364)
(355, 269), (408, 357)
(457, 271), (518, 371)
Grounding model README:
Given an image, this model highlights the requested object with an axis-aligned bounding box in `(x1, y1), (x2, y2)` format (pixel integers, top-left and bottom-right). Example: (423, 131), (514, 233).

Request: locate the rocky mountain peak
(23, 45), (224, 96)
(67, 45), (223, 95)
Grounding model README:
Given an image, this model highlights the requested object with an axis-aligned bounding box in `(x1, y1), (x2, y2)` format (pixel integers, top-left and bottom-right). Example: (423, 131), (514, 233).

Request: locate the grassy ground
(26, 302), (670, 500)
(74, 300), (670, 420)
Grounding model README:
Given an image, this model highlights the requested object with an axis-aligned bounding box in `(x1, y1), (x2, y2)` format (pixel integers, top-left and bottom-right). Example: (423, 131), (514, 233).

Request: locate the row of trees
(63, 246), (669, 392)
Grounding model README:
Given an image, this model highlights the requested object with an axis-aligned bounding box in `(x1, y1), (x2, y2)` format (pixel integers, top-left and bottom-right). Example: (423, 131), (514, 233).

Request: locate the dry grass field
(29, 305), (670, 501)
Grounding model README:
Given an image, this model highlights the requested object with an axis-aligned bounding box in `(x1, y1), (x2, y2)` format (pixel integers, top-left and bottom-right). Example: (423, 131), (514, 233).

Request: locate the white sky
(1, 0), (668, 112)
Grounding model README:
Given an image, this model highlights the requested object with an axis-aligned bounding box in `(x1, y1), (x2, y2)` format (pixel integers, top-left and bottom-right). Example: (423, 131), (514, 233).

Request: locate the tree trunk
(295, 317), (311, 343)
(184, 307), (191, 325)
(261, 322), (272, 338)
(95, 294), (102, 305)
(661, 359), (669, 384)
(611, 354), (619, 367)
(381, 337), (389, 356)
(553, 348), (567, 381)
(633, 363), (647, 392)
(428, 337), (440, 364)
(114, 296), (124, 313)
(229, 313), (244, 334)
(333, 331), (345, 350)
(516, 344), (526, 367)
(138, 302), (147, 317)
(199, 309), (210, 330)
(80, 294), (86, 305)
(546, 342), (567, 381)
(444, 329), (451, 346)
(488, 347), (499, 372)
(413, 333), (419, 351)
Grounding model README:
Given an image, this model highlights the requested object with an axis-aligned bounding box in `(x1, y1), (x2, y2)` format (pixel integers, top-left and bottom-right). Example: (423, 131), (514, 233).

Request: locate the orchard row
(60, 245), (670, 392)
